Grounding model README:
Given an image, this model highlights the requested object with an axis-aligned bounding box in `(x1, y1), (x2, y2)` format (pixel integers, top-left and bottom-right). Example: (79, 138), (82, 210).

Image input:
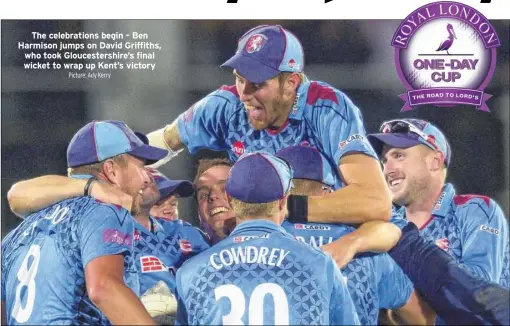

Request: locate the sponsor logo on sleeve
(103, 229), (133, 246)
(339, 134), (364, 149)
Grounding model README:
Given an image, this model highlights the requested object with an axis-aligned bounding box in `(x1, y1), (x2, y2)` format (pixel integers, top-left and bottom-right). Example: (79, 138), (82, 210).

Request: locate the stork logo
(245, 34), (267, 54)
(392, 1), (499, 112)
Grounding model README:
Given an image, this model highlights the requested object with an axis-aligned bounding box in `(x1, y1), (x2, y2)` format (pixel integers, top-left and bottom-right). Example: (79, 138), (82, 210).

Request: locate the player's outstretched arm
(7, 175), (89, 217)
(321, 221), (401, 268)
(146, 121), (185, 169)
(307, 154), (392, 224)
(7, 175), (132, 218)
(85, 255), (155, 325)
(389, 223), (510, 325)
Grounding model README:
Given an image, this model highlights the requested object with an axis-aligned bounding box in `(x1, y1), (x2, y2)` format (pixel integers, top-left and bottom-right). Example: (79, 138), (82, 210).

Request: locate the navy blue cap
(146, 168), (194, 199)
(226, 152), (293, 203)
(221, 25), (304, 84)
(67, 120), (168, 168)
(368, 118), (451, 166)
(276, 145), (335, 187)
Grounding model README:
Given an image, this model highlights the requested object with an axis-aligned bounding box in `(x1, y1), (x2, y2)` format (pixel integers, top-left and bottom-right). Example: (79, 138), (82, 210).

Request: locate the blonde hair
(67, 154), (127, 177)
(230, 197), (282, 219)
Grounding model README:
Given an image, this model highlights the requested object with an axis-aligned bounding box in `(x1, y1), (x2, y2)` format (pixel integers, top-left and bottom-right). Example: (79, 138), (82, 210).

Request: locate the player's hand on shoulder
(321, 236), (360, 269)
(89, 181), (133, 212)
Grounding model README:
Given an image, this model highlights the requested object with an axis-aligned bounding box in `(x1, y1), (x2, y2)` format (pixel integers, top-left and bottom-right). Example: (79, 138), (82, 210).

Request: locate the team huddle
(2, 24), (509, 325)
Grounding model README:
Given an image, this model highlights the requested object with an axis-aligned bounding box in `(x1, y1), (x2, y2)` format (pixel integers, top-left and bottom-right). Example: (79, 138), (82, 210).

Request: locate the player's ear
(279, 194), (288, 211)
(102, 158), (119, 185)
(430, 150), (444, 171)
(283, 73), (300, 93)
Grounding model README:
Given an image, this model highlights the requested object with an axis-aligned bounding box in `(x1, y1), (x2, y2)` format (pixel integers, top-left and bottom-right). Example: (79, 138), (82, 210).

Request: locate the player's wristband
(146, 125), (183, 169)
(84, 177), (98, 196)
(287, 195), (308, 223)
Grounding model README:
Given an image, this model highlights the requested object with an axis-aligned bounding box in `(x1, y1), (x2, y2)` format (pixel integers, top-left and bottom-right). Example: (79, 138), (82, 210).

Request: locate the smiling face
(234, 71), (298, 131)
(104, 154), (152, 216)
(381, 144), (435, 206)
(195, 164), (236, 243)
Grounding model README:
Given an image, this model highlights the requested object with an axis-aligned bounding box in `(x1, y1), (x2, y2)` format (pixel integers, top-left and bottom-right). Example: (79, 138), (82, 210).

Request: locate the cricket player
(175, 152), (360, 325)
(136, 131), (195, 221)
(276, 145), (435, 325)
(5, 136), (210, 322)
(193, 158), (235, 244)
(368, 118), (510, 323)
(146, 24), (392, 226)
(1, 120), (166, 325)
(192, 156), (402, 260)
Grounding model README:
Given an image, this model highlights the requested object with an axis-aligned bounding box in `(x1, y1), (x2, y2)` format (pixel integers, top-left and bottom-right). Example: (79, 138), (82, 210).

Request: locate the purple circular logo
(392, 1), (500, 112)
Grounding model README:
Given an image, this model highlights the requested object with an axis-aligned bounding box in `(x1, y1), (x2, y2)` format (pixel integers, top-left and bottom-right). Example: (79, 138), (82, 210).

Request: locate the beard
(247, 91), (292, 131)
(392, 175), (430, 207)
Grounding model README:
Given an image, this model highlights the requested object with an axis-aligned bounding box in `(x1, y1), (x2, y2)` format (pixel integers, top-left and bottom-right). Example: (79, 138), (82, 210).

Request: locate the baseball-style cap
(367, 118), (451, 166)
(67, 120), (168, 168)
(276, 145), (335, 187)
(226, 152), (294, 203)
(146, 168), (194, 199)
(221, 25), (304, 84)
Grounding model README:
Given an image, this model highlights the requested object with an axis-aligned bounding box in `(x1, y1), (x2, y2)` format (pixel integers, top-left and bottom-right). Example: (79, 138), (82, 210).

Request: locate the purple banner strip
(400, 88), (492, 112)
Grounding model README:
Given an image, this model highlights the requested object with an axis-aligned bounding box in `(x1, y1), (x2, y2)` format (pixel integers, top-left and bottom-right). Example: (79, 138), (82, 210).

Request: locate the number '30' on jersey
(174, 220), (360, 325)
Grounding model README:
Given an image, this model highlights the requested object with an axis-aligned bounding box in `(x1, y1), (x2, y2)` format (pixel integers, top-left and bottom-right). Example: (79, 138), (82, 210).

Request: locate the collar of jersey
(431, 183), (455, 218)
(401, 183), (455, 220)
(287, 78), (311, 121)
(229, 219), (286, 236)
(70, 174), (94, 180)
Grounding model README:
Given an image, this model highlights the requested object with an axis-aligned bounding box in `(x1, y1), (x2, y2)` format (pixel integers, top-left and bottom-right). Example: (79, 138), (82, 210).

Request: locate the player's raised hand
(321, 235), (360, 269)
(89, 181), (133, 211)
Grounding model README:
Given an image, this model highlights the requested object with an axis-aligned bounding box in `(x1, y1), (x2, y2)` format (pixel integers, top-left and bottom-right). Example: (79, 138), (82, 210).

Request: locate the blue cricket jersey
(134, 216), (210, 295)
(407, 183), (509, 289)
(177, 79), (376, 189)
(175, 220), (360, 325)
(1, 197), (137, 325)
(281, 219), (413, 325)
